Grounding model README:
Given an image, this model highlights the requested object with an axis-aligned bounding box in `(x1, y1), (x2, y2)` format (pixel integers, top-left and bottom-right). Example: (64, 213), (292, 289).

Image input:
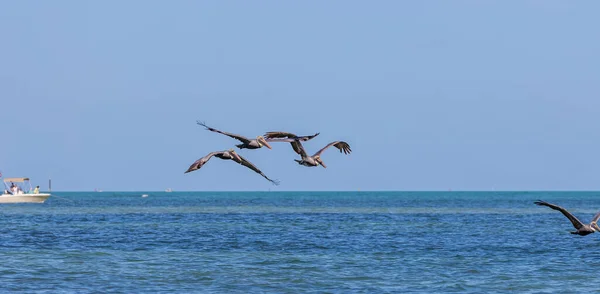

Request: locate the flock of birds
(184, 121), (352, 186)
(182, 122), (598, 238)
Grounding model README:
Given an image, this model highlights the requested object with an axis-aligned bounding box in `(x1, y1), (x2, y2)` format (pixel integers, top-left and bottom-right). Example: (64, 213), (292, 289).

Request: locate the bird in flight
(197, 121), (319, 150)
(266, 136), (351, 168)
(185, 149), (280, 185)
(534, 200), (600, 236)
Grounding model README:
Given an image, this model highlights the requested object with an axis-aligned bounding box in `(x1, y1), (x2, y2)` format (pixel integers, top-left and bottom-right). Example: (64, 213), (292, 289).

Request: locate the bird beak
(261, 137), (272, 149)
(318, 159), (327, 168)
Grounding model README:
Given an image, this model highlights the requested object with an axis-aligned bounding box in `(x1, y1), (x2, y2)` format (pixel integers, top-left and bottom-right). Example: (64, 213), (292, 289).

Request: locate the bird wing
(291, 140), (308, 157)
(297, 132), (320, 142)
(185, 151), (223, 173)
(312, 141), (352, 157)
(232, 154), (280, 185)
(263, 132), (298, 139)
(197, 121), (251, 144)
(266, 136), (309, 157)
(263, 132), (320, 142)
(534, 200), (585, 229)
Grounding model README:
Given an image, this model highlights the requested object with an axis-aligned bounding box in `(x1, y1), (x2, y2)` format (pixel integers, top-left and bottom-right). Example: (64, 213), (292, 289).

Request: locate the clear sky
(1, 1), (599, 191)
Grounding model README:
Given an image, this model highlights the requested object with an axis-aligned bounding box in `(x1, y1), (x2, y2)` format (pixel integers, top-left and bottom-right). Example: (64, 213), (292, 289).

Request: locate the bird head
(257, 136), (272, 149)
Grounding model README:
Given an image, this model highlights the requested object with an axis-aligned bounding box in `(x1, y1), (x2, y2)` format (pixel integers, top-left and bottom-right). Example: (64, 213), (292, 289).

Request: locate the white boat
(1, 177), (51, 203)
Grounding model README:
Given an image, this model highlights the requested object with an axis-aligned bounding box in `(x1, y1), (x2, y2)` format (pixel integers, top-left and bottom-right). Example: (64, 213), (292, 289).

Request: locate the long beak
(318, 158), (327, 168)
(261, 138), (272, 149)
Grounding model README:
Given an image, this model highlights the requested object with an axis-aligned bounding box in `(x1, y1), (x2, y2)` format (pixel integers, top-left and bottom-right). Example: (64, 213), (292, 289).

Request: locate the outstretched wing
(263, 132), (320, 142)
(534, 200), (585, 229)
(197, 121), (251, 144)
(263, 131), (298, 139)
(267, 135), (309, 157)
(312, 141), (352, 157)
(232, 154), (280, 186)
(297, 132), (320, 141)
(291, 140), (308, 157)
(184, 151), (223, 173)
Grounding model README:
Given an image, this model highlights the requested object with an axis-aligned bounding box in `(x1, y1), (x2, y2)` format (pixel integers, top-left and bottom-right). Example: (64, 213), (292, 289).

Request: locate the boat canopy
(3, 177), (30, 183)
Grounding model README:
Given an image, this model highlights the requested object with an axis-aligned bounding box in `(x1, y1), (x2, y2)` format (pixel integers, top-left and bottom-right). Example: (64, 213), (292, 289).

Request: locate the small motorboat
(1, 177), (51, 203)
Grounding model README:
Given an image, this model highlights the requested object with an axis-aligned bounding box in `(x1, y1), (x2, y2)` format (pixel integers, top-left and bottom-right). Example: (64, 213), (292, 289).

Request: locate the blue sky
(1, 1), (599, 191)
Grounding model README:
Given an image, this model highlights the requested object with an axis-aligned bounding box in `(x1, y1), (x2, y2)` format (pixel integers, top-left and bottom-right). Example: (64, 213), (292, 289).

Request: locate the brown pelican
(197, 121), (320, 150)
(185, 149), (280, 185)
(197, 121), (273, 150)
(283, 139), (351, 168)
(534, 200), (600, 236)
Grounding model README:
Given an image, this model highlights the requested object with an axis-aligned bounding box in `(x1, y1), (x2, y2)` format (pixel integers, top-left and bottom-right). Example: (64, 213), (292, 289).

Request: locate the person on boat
(33, 186), (39, 194)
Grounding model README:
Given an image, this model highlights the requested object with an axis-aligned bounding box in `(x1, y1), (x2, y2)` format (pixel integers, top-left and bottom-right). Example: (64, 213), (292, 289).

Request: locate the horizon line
(43, 190), (600, 193)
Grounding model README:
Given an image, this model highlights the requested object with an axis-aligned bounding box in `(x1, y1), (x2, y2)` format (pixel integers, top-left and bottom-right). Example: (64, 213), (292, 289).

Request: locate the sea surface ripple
(1, 191), (600, 293)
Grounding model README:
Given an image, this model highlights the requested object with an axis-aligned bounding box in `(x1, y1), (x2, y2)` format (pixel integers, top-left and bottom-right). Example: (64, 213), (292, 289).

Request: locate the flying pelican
(197, 121), (273, 150)
(185, 149), (280, 185)
(534, 200), (600, 236)
(283, 139), (351, 168)
(197, 122), (319, 150)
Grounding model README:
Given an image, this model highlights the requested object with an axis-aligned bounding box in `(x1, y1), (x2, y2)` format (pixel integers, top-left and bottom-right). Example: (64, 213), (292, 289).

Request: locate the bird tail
(235, 144), (244, 149)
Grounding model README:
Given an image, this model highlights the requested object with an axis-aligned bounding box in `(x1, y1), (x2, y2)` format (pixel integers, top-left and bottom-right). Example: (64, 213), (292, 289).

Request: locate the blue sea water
(2, 191), (600, 293)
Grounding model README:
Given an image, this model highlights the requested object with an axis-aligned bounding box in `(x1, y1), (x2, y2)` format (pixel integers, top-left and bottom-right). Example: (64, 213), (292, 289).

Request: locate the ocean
(1, 191), (600, 293)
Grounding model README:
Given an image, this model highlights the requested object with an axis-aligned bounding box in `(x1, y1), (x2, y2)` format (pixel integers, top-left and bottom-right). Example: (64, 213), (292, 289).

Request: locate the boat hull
(0, 193), (51, 203)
